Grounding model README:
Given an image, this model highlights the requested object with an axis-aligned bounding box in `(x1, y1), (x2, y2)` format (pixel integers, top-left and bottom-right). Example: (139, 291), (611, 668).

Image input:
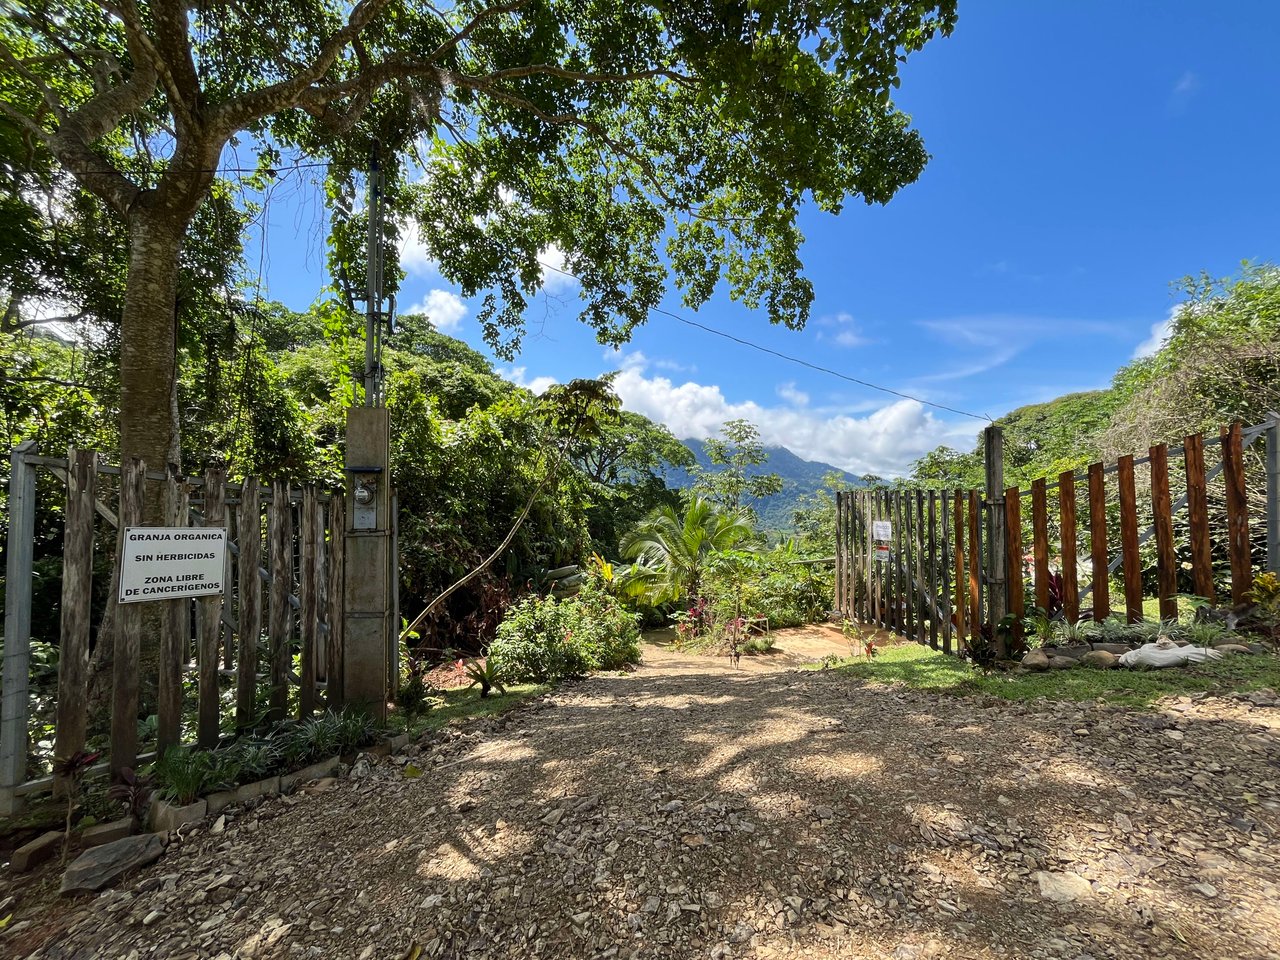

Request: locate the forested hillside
(667, 439), (861, 534)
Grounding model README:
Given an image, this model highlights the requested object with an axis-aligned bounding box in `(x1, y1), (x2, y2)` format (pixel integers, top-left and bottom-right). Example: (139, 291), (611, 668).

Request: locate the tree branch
(426, 0), (528, 63)
(212, 0), (394, 135)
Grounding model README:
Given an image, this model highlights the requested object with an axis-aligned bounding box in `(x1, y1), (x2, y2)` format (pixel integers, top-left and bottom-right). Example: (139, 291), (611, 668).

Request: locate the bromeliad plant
(108, 767), (155, 831)
(464, 657), (507, 699)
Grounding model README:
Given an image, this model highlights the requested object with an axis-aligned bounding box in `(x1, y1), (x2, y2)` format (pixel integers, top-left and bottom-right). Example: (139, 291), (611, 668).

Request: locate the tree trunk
(88, 205), (190, 715)
(119, 210), (184, 471)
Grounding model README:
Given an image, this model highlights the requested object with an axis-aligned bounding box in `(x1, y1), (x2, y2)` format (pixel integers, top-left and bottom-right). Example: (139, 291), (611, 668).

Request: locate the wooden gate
(835, 418), (1280, 658)
(1, 443), (346, 813)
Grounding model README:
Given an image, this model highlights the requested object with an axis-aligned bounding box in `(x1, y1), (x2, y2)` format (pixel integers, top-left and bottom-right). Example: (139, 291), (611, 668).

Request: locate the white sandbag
(1118, 640), (1223, 669)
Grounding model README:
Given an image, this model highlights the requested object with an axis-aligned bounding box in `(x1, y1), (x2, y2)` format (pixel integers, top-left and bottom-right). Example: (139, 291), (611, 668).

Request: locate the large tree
(1, 0), (956, 469)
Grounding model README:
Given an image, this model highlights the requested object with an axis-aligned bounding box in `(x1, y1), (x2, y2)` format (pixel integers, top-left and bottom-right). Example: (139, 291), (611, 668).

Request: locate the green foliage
(490, 576), (641, 683)
(823, 641), (1280, 708)
(152, 709), (380, 805)
(621, 496), (755, 605)
(703, 548), (831, 632)
(692, 420), (784, 522)
(464, 658), (507, 699)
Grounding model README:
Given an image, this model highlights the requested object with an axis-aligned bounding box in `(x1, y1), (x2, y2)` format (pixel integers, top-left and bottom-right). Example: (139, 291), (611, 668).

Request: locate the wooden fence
(835, 416), (1280, 657)
(1, 443), (346, 813)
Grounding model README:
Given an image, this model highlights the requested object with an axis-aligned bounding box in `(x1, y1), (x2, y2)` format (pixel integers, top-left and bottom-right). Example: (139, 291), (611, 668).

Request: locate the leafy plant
(107, 767), (154, 830)
(464, 658), (507, 699)
(1023, 607), (1056, 646)
(1053, 619), (1096, 645)
(1186, 621), (1229, 648)
(491, 573), (641, 682)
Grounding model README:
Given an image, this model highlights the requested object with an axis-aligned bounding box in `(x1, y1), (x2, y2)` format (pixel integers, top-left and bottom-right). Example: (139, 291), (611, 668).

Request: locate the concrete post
(343, 406), (392, 721)
(1, 440), (38, 815)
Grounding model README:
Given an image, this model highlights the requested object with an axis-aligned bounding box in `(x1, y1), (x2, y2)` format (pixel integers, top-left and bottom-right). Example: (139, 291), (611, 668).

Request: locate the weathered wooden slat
(1222, 423), (1253, 606)
(1149, 444), (1178, 621)
(927, 491), (939, 650)
(54, 448), (96, 794)
(940, 491), (952, 654)
(236, 478), (262, 729)
(835, 492), (847, 616)
(197, 467), (226, 748)
(1183, 433), (1215, 603)
(968, 489), (981, 646)
(953, 490), (966, 644)
(849, 492), (860, 621)
(914, 491), (925, 643)
(1087, 463), (1110, 620)
(902, 491), (915, 640)
(895, 491), (905, 635)
(1031, 478), (1050, 612)
(299, 487), (318, 718)
(268, 480), (293, 722)
(1059, 471), (1079, 622)
(327, 494), (346, 709)
(1116, 455), (1143, 623)
(111, 458), (145, 777)
(1006, 486), (1025, 630)
(158, 469), (187, 756)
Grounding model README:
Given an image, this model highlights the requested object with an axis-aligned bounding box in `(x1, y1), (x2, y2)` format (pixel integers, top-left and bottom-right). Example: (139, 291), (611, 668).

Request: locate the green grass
(392, 682), (551, 737)
(818, 642), (1280, 708)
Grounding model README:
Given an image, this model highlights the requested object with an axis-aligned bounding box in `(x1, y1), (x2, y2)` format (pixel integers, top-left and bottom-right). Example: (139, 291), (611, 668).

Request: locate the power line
(536, 261), (994, 423)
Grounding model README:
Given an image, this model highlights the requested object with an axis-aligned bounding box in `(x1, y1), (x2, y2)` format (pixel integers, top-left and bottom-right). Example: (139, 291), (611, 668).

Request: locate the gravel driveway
(9, 631), (1280, 960)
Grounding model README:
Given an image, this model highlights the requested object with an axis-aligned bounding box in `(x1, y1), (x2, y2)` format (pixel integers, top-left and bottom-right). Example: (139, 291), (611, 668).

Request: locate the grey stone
(1033, 871), (1093, 903)
(1022, 650), (1050, 671)
(60, 834), (164, 895)
(150, 798), (206, 833)
(1048, 656), (1078, 671)
(1080, 650), (1118, 669)
(10, 830), (63, 872)
(82, 818), (134, 848)
(1213, 644), (1253, 655)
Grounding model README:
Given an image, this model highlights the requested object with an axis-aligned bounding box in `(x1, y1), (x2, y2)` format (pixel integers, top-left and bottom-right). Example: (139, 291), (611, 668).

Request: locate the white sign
(872, 520), (892, 540)
(875, 544), (891, 563)
(118, 527), (226, 603)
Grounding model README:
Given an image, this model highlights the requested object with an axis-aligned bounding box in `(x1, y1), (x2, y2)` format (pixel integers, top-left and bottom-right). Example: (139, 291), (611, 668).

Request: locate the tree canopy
(1, 0), (957, 467)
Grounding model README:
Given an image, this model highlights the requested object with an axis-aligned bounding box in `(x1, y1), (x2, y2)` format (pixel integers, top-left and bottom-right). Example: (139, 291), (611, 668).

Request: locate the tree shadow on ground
(12, 660), (1280, 960)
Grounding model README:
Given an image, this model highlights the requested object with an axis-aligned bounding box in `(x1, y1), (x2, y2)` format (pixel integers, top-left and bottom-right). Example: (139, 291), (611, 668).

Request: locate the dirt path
(7, 628), (1280, 960)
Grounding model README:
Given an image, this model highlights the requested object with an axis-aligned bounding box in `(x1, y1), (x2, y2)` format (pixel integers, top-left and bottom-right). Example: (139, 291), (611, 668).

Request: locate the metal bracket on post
(983, 425), (1008, 657)
(1, 440), (38, 815)
(1268, 411), (1280, 575)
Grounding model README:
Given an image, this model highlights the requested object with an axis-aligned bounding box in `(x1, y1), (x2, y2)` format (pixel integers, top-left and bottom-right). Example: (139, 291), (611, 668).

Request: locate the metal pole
(364, 144), (381, 407)
(1, 440), (39, 814)
(1268, 411), (1280, 574)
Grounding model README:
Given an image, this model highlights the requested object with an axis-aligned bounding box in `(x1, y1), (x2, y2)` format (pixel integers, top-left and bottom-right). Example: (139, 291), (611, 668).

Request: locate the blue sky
(249, 2), (1280, 477)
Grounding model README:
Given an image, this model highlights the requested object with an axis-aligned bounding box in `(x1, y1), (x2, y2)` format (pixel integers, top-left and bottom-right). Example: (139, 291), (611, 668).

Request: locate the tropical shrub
(490, 575), (641, 682)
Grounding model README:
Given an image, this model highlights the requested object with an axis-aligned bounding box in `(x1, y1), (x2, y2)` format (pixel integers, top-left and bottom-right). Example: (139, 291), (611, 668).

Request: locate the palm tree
(620, 496), (755, 605)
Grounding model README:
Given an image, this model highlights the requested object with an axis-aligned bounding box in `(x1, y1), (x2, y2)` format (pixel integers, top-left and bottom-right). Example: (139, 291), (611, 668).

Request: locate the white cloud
(654, 358), (697, 374)
(498, 365), (558, 396)
(538, 244), (578, 294)
(1134, 305), (1180, 359)
(398, 220), (437, 276)
(607, 365), (970, 477)
(777, 382), (809, 407)
(816, 311), (868, 348)
(406, 289), (467, 332)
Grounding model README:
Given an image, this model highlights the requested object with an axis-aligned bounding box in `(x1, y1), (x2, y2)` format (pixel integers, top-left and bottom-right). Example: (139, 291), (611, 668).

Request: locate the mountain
(666, 440), (862, 532)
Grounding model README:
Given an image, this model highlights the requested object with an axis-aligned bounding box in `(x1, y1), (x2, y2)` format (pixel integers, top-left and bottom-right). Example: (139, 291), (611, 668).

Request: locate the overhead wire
(535, 261), (995, 423)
